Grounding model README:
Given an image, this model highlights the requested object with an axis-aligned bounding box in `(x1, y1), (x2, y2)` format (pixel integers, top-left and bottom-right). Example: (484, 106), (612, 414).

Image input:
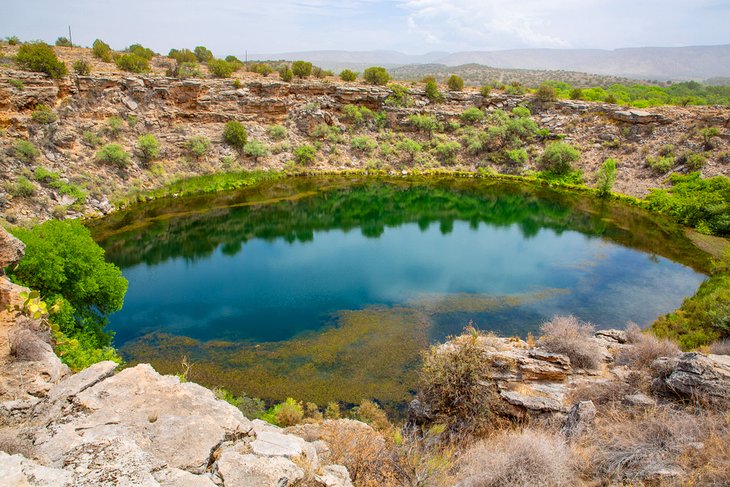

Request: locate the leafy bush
(396, 138), (422, 160)
(136, 134), (160, 162)
(447, 74), (464, 91)
(223, 121), (247, 150)
(646, 155), (674, 173)
(699, 126), (721, 149)
(72, 60), (90, 75)
(33, 167), (85, 202)
(595, 158), (618, 197)
(16, 42), (67, 78)
(311, 123), (343, 143)
(535, 83), (557, 102)
(505, 81), (527, 95)
(168, 48), (197, 64)
(6, 176), (35, 197)
(294, 145), (317, 165)
(291, 60), (313, 78)
(267, 124), (287, 140)
(82, 130), (102, 147)
(168, 61), (202, 79)
(433, 141), (461, 164)
(243, 140), (268, 160)
(569, 88), (584, 100)
(279, 66), (293, 82)
(208, 59), (236, 78)
(385, 84), (413, 107)
(104, 116), (124, 138)
(31, 104), (57, 124)
(409, 114), (441, 134)
(55, 37), (72, 47)
(14, 140), (39, 162)
(127, 43), (154, 60)
(8, 79), (24, 90)
(351, 136), (378, 154)
(186, 136), (211, 158)
(194, 46), (213, 63)
(479, 85), (491, 97)
(6, 35), (20, 45)
(339, 69), (357, 81)
(262, 398), (304, 427)
(325, 402), (341, 419)
(539, 315), (602, 369)
(115, 53), (149, 73)
(250, 63), (272, 76)
(685, 152), (707, 170)
(363, 66), (390, 85)
(96, 143), (130, 167)
(424, 77), (444, 103)
(92, 39), (113, 62)
(540, 142), (581, 175)
(505, 148), (528, 165)
(511, 106), (531, 118)
(461, 107), (485, 124)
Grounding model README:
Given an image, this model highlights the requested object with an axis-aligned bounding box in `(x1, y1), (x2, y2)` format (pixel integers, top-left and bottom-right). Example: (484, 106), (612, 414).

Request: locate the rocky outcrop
(651, 352), (730, 406)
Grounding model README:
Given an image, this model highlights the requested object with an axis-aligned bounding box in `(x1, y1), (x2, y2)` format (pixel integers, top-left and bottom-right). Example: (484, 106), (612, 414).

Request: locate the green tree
(168, 48), (197, 64)
(595, 158), (618, 197)
(128, 43), (155, 60)
(339, 69), (357, 82)
(540, 142), (581, 175)
(279, 66), (293, 82)
(194, 46), (214, 63)
(115, 53), (149, 73)
(223, 121), (247, 150)
(137, 134), (161, 162)
(447, 74), (464, 91)
(92, 39), (113, 62)
(15, 42), (67, 79)
(363, 66), (390, 85)
(292, 60), (313, 79)
(424, 77), (444, 103)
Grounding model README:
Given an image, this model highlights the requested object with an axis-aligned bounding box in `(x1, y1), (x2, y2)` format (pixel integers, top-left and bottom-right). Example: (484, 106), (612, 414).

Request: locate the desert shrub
(342, 104), (374, 127)
(243, 140), (268, 160)
(461, 107), (485, 124)
(262, 397), (304, 427)
(424, 77), (444, 103)
(96, 143), (130, 167)
(539, 315), (602, 369)
(396, 138), (423, 160)
(6, 35), (20, 45)
(92, 39), (113, 62)
(325, 402), (341, 419)
(419, 331), (505, 438)
(505, 148), (528, 165)
(480, 85), (491, 97)
(249, 62), (272, 76)
(136, 134), (160, 162)
(699, 126), (721, 150)
(457, 430), (575, 487)
(352, 400), (390, 431)
(291, 60), (313, 79)
(279, 66), (293, 82)
(708, 338), (730, 355)
(82, 130), (102, 147)
(72, 60), (90, 75)
(13, 140), (39, 162)
(617, 323), (680, 368)
(339, 69), (357, 82)
(168, 61), (202, 79)
(447, 74), (464, 91)
(128, 43), (154, 60)
(312, 66), (334, 79)
(363, 66), (390, 85)
(168, 48), (197, 64)
(236, 392), (266, 419)
(55, 37), (72, 47)
(8, 79), (24, 90)
(16, 42), (67, 78)
(104, 116), (124, 138)
(535, 83), (558, 102)
(511, 106), (531, 118)
(223, 121), (247, 150)
(540, 142), (581, 175)
(506, 81), (527, 95)
(31, 104), (57, 124)
(433, 141), (461, 164)
(595, 157), (618, 197)
(311, 123), (342, 143)
(570, 88), (584, 100)
(267, 124), (287, 140)
(186, 136), (211, 158)
(685, 152), (707, 170)
(351, 136), (377, 154)
(646, 155), (674, 173)
(6, 176), (35, 197)
(294, 145), (317, 165)
(409, 114), (441, 134)
(193, 46), (213, 63)
(115, 53), (149, 73)
(208, 59), (236, 78)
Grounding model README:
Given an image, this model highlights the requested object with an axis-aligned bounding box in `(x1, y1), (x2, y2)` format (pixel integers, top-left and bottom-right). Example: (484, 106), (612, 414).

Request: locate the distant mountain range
(249, 45), (730, 82)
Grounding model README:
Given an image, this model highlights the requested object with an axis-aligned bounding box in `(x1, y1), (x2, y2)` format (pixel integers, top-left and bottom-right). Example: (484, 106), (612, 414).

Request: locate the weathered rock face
(0, 227), (24, 272)
(651, 352), (730, 406)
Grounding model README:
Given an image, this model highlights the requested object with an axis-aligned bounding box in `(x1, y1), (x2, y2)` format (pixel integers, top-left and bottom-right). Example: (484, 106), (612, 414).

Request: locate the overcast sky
(2, 0), (729, 56)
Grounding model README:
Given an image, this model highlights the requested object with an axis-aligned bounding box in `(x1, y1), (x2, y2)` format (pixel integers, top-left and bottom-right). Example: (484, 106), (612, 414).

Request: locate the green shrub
(460, 107), (485, 124)
(595, 158), (618, 197)
(168, 48), (197, 64)
(569, 88), (584, 100)
(208, 59), (236, 78)
(351, 136), (378, 154)
(8, 79), (24, 90)
(511, 106), (531, 118)
(168, 61), (202, 78)
(535, 83), (557, 102)
(325, 402), (341, 419)
(505, 148), (528, 165)
(433, 141), (461, 164)
(352, 400), (390, 431)
(127, 43), (154, 60)
(82, 130), (102, 147)
(243, 140), (268, 160)
(505, 81), (527, 95)
(699, 127), (721, 150)
(250, 63), (272, 76)
(6, 36), (20, 46)
(262, 398), (304, 427)
(187, 136), (211, 158)
(540, 142), (581, 174)
(14, 140), (40, 162)
(96, 143), (130, 167)
(55, 37), (72, 47)
(385, 84), (413, 107)
(279, 66), (293, 82)
(267, 124), (287, 140)
(311, 123), (343, 143)
(339, 69), (358, 82)
(409, 114), (441, 134)
(31, 104), (57, 124)
(646, 155), (673, 173)
(291, 60), (313, 79)
(685, 152), (707, 170)
(194, 46), (213, 63)
(479, 85), (491, 97)
(312, 66), (334, 79)
(33, 167), (86, 202)
(447, 74), (464, 91)
(92, 39), (113, 62)
(396, 138), (422, 160)
(137, 134), (161, 162)
(72, 60), (90, 75)
(16, 42), (67, 78)
(104, 116), (124, 138)
(223, 121), (247, 150)
(115, 53), (149, 73)
(6, 176), (35, 197)
(363, 66), (390, 86)
(424, 77), (444, 103)
(294, 145), (317, 165)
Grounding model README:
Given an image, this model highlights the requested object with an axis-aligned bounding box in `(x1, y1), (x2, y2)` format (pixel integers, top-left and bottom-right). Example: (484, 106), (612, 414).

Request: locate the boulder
(611, 109), (667, 124)
(0, 226), (24, 271)
(0, 451), (72, 487)
(316, 465), (354, 487)
(651, 352), (730, 406)
(561, 400), (596, 438)
(250, 430), (319, 468)
(153, 468), (217, 487)
(595, 329), (628, 344)
(214, 451), (304, 487)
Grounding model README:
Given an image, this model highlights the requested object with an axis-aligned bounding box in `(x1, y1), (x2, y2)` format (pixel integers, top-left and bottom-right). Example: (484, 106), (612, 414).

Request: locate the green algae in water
(93, 177), (709, 405)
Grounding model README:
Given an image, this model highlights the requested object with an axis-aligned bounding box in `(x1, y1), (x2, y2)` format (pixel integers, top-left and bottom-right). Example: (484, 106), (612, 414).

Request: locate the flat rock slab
(251, 430), (318, 468)
(215, 451), (304, 487)
(0, 451), (71, 487)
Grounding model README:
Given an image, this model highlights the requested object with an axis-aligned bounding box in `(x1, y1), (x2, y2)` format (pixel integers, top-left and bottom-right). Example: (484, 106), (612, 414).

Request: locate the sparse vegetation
(72, 60), (90, 75)
(595, 158), (618, 196)
(539, 315), (602, 369)
(267, 124), (287, 140)
(13, 140), (40, 162)
(31, 104), (57, 124)
(186, 136), (212, 159)
(243, 140), (268, 160)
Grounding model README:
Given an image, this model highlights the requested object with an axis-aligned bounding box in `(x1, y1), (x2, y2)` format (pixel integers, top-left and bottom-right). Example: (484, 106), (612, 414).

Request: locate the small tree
(424, 77), (444, 103)
(595, 158), (618, 197)
(208, 59), (236, 78)
(55, 37), (72, 47)
(115, 54), (149, 73)
(137, 134), (161, 162)
(223, 121), (247, 151)
(92, 39), (113, 62)
(363, 66), (390, 86)
(279, 66), (293, 82)
(447, 74), (464, 91)
(294, 145), (316, 165)
(339, 69), (357, 82)
(540, 142), (581, 175)
(194, 46), (213, 63)
(15, 42), (67, 79)
(292, 60), (313, 79)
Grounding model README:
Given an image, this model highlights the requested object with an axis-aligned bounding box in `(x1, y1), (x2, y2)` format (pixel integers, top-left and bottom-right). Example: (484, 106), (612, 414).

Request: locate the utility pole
(68, 25), (73, 46)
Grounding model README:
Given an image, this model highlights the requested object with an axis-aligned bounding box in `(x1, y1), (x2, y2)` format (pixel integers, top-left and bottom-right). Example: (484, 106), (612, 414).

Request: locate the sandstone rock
(153, 468), (217, 487)
(612, 109), (667, 124)
(651, 352), (730, 406)
(316, 465), (354, 487)
(561, 400), (596, 438)
(0, 451), (72, 486)
(0, 226), (24, 271)
(46, 360), (118, 403)
(500, 389), (567, 414)
(251, 430), (318, 468)
(215, 451), (304, 487)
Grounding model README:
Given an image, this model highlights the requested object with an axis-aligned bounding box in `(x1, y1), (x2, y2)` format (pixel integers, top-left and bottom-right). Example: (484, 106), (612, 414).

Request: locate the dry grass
(538, 316), (602, 370)
(708, 338), (730, 355)
(617, 323), (680, 368)
(457, 429), (576, 487)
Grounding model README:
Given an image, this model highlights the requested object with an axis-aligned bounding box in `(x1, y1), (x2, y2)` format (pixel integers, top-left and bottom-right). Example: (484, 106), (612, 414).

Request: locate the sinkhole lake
(92, 177), (709, 407)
